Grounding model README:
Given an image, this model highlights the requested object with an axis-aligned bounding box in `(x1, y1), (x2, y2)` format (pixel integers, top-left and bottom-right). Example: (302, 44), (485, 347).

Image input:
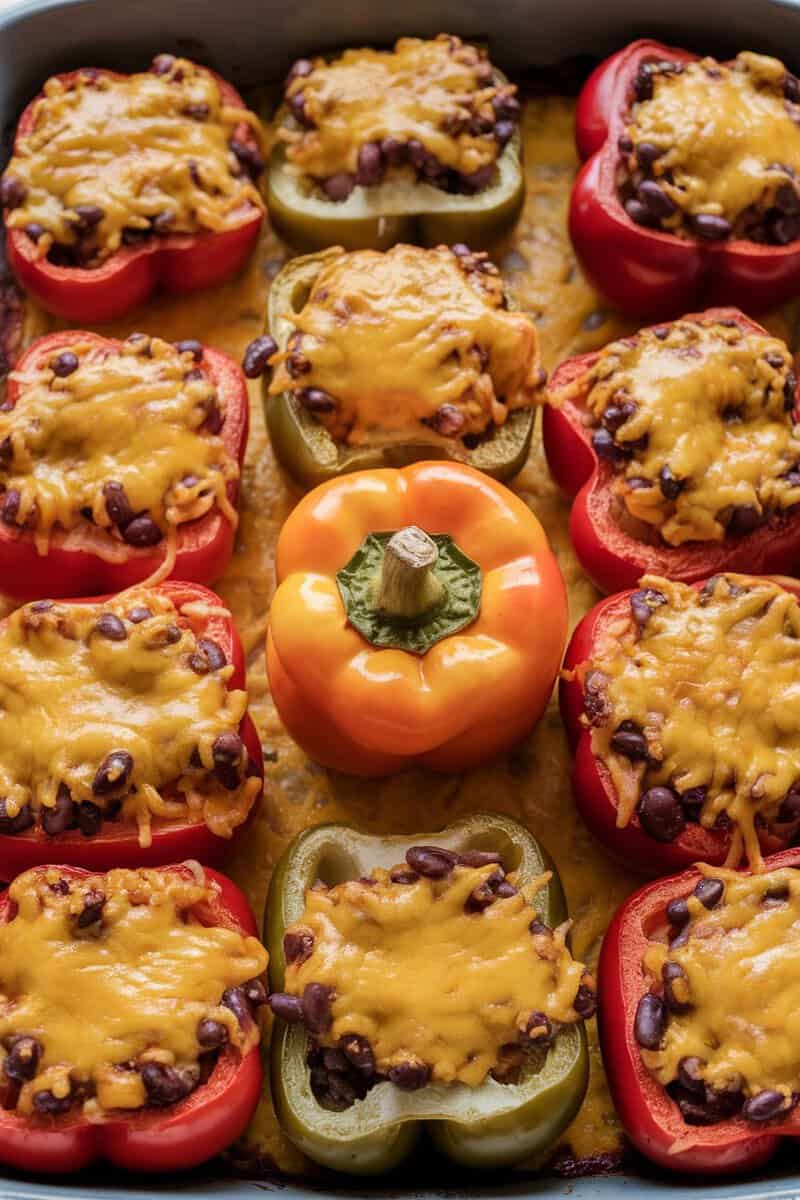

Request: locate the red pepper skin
(0, 330), (249, 600)
(542, 307), (800, 594)
(598, 848), (800, 1174)
(570, 40), (800, 318)
(561, 576), (800, 875)
(0, 862), (262, 1175)
(0, 581), (263, 880)
(5, 67), (263, 323)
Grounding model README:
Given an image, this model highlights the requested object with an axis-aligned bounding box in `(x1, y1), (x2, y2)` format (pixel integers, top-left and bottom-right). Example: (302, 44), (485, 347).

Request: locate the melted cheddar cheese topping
(587, 574), (800, 870)
(2, 57), (263, 265)
(0, 866), (267, 1116)
(0, 590), (258, 847)
(270, 244), (543, 444)
(578, 319), (800, 544)
(2, 334), (238, 557)
(642, 864), (800, 1103)
(624, 52), (800, 234)
(284, 862), (587, 1087)
(281, 35), (513, 183)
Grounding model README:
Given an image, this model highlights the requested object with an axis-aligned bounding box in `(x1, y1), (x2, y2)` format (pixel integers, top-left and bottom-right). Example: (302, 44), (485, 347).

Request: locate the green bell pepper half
(264, 812), (589, 1175)
(263, 247), (535, 491)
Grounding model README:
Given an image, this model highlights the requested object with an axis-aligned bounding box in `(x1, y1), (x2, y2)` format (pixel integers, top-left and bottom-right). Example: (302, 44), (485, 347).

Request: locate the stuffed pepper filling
(635, 864), (800, 1126)
(0, 332), (239, 559)
(268, 844), (594, 1110)
(618, 52), (800, 244)
(0, 55), (264, 268)
(0, 866), (267, 1118)
(0, 589), (259, 847)
(565, 317), (800, 545)
(267, 243), (544, 445)
(279, 35), (520, 202)
(581, 573), (800, 868)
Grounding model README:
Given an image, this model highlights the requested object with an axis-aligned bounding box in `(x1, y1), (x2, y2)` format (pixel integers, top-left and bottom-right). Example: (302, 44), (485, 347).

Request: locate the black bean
(659, 465), (685, 500)
(284, 929), (314, 965)
(197, 1018), (228, 1049)
(691, 213), (732, 241)
(638, 787), (685, 843)
(296, 387), (337, 414)
(0, 176), (26, 209)
(592, 428), (628, 462)
(678, 1056), (705, 1094)
(3, 1035), (41, 1081)
(630, 587), (667, 630)
(302, 982), (332, 1034)
(624, 198), (657, 228)
(680, 787), (706, 818)
(380, 136), (407, 167)
(601, 401), (635, 433)
(638, 180), (676, 219)
(77, 801), (103, 838)
(42, 783), (77, 837)
(322, 1048), (349, 1073)
(450, 242), (471, 258)
(772, 214), (800, 245)
(152, 210), (175, 235)
(0, 436), (11, 468)
(174, 338), (203, 362)
(388, 1061), (431, 1090)
(93, 749), (134, 796)
(122, 515), (163, 547)
(694, 877), (724, 909)
(71, 204), (104, 232)
(128, 605), (152, 624)
(610, 721), (649, 761)
(0, 799), (33, 835)
(287, 58), (313, 83)
(25, 222), (45, 242)
(524, 1011), (553, 1043)
(244, 979), (267, 1008)
(743, 1089), (791, 1122)
(461, 164), (494, 193)
(495, 879), (517, 898)
(2, 489), (20, 526)
(51, 351), (79, 378)
(213, 731), (243, 767)
(666, 897), (690, 928)
(162, 624), (182, 645)
(786, 72), (800, 102)
(636, 141), (662, 168)
(189, 637), (226, 674)
(574, 983), (597, 1019)
(777, 182), (800, 216)
(222, 985), (253, 1029)
(322, 173), (355, 202)
(618, 134), (634, 154)
(779, 785), (800, 822)
(662, 961), (691, 1013)
(492, 92), (520, 122)
(389, 867), (419, 884)
(494, 120), (515, 145)
(140, 1061), (198, 1107)
(406, 845), (459, 878)
(427, 404), (464, 436)
(77, 887), (105, 927)
(634, 993), (667, 1049)
(785, 372), (797, 411)
(340, 1034), (375, 1074)
(356, 142), (383, 187)
(465, 876), (499, 913)
(583, 669), (610, 725)
(231, 137), (265, 179)
(94, 613), (127, 642)
(726, 504), (761, 537)
(634, 63), (655, 102)
(458, 849), (503, 868)
(242, 334), (277, 380)
(103, 481), (133, 528)
(33, 1089), (72, 1115)
(529, 918), (550, 936)
(151, 53), (176, 75)
(122, 227), (150, 245)
(268, 992), (305, 1023)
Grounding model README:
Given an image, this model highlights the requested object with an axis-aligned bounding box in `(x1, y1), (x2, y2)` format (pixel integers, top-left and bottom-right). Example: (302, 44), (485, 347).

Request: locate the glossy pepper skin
(570, 40), (800, 318)
(4, 65), (264, 323)
(267, 462), (567, 776)
(0, 330), (249, 600)
(542, 308), (800, 594)
(265, 812), (589, 1174)
(598, 847), (800, 1174)
(262, 248), (534, 490)
(0, 580), (263, 880)
(560, 575), (800, 875)
(0, 862), (263, 1175)
(266, 77), (523, 255)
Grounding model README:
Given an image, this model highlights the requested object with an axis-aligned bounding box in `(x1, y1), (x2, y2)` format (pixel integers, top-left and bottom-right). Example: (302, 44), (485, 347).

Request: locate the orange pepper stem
(376, 526), (445, 622)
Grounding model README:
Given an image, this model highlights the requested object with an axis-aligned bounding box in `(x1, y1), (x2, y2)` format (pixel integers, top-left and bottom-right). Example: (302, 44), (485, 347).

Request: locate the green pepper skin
(265, 813), (589, 1175)
(263, 248), (535, 491)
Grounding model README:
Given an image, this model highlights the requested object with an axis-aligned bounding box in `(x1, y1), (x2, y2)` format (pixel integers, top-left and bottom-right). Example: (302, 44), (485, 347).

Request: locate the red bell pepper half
(0, 580), (263, 880)
(599, 847), (800, 1174)
(4, 64), (264, 323)
(542, 307), (800, 594)
(1, 330), (249, 600)
(561, 575), (800, 875)
(0, 862), (263, 1174)
(570, 40), (800, 318)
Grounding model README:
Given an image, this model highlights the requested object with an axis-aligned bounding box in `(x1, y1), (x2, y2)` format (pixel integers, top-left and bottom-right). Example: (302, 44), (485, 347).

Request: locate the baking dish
(4, 0), (800, 1194)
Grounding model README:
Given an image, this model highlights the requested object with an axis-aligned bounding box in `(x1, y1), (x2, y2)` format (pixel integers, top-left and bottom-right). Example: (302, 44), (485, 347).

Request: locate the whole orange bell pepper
(267, 462), (567, 775)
